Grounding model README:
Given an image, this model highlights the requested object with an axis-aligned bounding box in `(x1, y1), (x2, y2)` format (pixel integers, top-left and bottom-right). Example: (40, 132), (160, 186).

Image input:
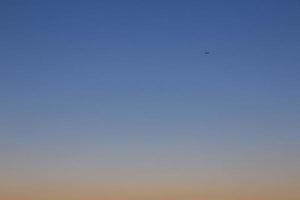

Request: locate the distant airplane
(204, 51), (210, 54)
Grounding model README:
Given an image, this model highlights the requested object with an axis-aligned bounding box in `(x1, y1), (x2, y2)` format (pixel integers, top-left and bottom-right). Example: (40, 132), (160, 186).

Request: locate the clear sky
(0, 1), (300, 200)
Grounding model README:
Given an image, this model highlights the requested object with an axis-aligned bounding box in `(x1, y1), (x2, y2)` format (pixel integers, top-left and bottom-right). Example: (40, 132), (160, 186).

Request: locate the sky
(0, 0), (300, 199)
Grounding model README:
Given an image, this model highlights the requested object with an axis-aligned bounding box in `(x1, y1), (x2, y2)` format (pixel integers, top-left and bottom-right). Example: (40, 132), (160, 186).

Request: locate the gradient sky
(1, 1), (300, 200)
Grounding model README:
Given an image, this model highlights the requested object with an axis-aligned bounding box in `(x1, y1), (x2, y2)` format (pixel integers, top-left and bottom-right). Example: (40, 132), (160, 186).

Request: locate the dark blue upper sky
(0, 0), (300, 164)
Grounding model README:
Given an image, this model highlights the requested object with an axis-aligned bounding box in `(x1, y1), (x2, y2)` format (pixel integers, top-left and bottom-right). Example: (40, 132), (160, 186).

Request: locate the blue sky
(0, 1), (300, 199)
